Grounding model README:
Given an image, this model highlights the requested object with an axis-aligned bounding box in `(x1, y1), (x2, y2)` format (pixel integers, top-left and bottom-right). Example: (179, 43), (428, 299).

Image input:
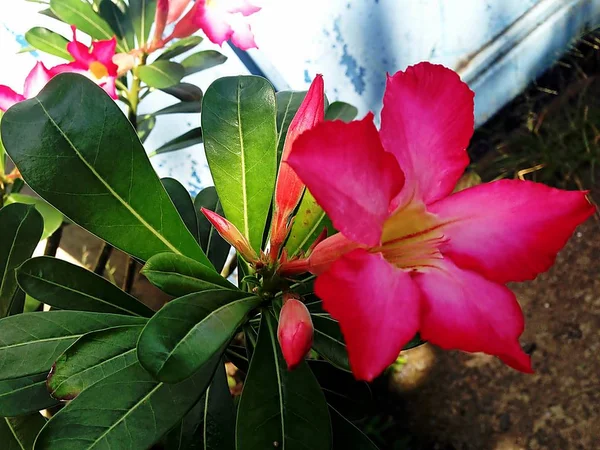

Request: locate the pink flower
(168, 0), (260, 50)
(277, 294), (314, 370)
(0, 61), (52, 112)
(50, 27), (119, 99)
(201, 207), (259, 264)
(284, 62), (595, 381)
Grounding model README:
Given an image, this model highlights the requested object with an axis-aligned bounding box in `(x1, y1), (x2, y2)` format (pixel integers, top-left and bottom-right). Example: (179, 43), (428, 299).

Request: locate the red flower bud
(277, 296), (314, 370)
(201, 207), (259, 263)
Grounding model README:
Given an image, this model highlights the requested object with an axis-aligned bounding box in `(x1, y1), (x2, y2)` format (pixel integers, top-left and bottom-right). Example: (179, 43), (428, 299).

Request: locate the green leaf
(161, 83), (203, 102)
(50, 0), (119, 48)
(312, 313), (351, 372)
(141, 252), (233, 297)
(325, 101), (358, 122)
(1, 74), (210, 266)
(203, 361), (235, 449)
(157, 36), (204, 61)
(138, 61), (185, 89)
(0, 311), (145, 380)
(99, 0), (135, 52)
(16, 256), (154, 316)
(181, 50), (227, 76)
(202, 76), (277, 253)
(47, 324), (142, 400)
(128, 0), (156, 48)
(0, 414), (46, 450)
(24, 27), (72, 60)
(137, 113), (156, 143)
(35, 355), (221, 450)
(153, 101), (202, 116)
(194, 187), (230, 272)
(137, 289), (261, 383)
(149, 127), (203, 157)
(164, 394), (206, 450)
(5, 193), (63, 240)
(39, 7), (60, 20)
(330, 407), (379, 450)
(0, 112), (5, 175)
(236, 311), (332, 450)
(0, 204), (43, 318)
(0, 373), (59, 417)
(162, 178), (198, 240)
(275, 90), (306, 158)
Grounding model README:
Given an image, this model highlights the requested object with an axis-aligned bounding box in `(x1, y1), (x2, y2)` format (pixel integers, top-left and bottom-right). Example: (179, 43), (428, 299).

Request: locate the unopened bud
(277, 296), (314, 370)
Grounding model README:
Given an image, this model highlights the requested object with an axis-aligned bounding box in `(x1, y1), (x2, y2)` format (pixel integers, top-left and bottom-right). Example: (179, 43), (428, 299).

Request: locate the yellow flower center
(89, 61), (109, 80)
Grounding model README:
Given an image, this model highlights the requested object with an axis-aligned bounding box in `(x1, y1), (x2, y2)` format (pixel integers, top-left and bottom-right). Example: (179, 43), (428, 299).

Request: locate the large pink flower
(0, 61), (52, 112)
(285, 62), (595, 381)
(50, 27), (119, 99)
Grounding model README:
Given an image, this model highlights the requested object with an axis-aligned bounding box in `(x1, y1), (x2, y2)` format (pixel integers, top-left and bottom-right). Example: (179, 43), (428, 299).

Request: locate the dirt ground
(386, 213), (599, 450)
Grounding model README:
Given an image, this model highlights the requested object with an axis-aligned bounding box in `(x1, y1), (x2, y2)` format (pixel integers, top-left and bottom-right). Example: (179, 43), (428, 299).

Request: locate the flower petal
(91, 39), (118, 74)
(414, 259), (532, 373)
(380, 62), (474, 205)
(229, 18), (257, 50)
(287, 114), (404, 247)
(23, 62), (52, 98)
(315, 249), (420, 381)
(0, 86), (25, 112)
(167, 0), (191, 23)
(100, 77), (118, 99)
(430, 179), (595, 283)
(67, 27), (95, 68)
(227, 0), (261, 16)
(194, 0), (233, 45)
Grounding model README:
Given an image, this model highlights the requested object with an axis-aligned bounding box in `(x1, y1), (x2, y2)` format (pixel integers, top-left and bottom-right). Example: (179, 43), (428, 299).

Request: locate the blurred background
(1, 0), (599, 448)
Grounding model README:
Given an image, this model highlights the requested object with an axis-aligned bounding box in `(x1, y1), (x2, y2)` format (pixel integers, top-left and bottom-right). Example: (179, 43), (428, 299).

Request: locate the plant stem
(93, 243), (113, 275)
(44, 223), (64, 257)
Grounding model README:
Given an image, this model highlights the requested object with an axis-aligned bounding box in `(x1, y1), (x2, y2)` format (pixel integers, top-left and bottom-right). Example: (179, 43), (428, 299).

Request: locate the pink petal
(380, 62), (474, 205)
(430, 179), (595, 283)
(315, 249), (420, 381)
(91, 39), (118, 74)
(227, 0), (261, 16)
(100, 76), (118, 99)
(287, 114), (404, 247)
(67, 27), (95, 68)
(167, 0), (191, 23)
(23, 62), (53, 98)
(168, 0), (201, 39)
(152, 0), (169, 47)
(48, 63), (87, 77)
(194, 1), (233, 45)
(229, 18), (257, 50)
(0, 86), (25, 112)
(415, 259), (532, 372)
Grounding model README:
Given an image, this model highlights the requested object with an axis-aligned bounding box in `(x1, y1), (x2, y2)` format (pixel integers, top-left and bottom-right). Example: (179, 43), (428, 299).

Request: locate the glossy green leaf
(194, 187), (230, 272)
(275, 90), (306, 158)
(17, 256), (154, 316)
(236, 311), (332, 450)
(202, 76), (277, 253)
(0, 414), (46, 450)
(0, 373), (59, 417)
(137, 113), (156, 143)
(35, 355), (221, 450)
(2, 74), (210, 265)
(330, 407), (379, 450)
(50, 0), (118, 48)
(138, 61), (185, 89)
(128, 0), (156, 48)
(203, 361), (235, 449)
(99, 0), (134, 52)
(141, 252), (233, 297)
(24, 27), (72, 60)
(312, 313), (351, 372)
(163, 394), (205, 450)
(157, 36), (204, 61)
(0, 311), (145, 380)
(47, 324), (142, 400)
(162, 178), (199, 240)
(0, 204), (43, 318)
(39, 7), (60, 20)
(325, 101), (358, 122)
(153, 101), (202, 116)
(5, 193), (63, 240)
(181, 50), (227, 76)
(137, 289), (260, 383)
(161, 83), (203, 102)
(149, 127), (203, 157)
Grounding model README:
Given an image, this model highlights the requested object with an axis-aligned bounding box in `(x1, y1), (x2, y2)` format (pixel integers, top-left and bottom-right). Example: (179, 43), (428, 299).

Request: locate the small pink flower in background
(50, 27), (119, 99)
(277, 294), (314, 370)
(167, 0), (260, 50)
(284, 62), (595, 381)
(0, 61), (52, 112)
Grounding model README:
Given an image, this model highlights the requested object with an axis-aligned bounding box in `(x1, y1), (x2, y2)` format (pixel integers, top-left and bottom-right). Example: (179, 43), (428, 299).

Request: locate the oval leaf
(162, 178), (198, 241)
(202, 76), (277, 252)
(236, 311), (332, 450)
(50, 0), (118, 47)
(153, 101), (202, 116)
(137, 289), (261, 383)
(128, 0), (157, 48)
(194, 187), (230, 272)
(203, 361), (235, 449)
(99, 0), (135, 52)
(312, 313), (351, 372)
(25, 27), (72, 60)
(149, 127), (203, 157)
(330, 407), (379, 450)
(325, 101), (358, 123)
(138, 61), (185, 89)
(47, 325), (142, 400)
(0, 204), (43, 318)
(161, 83), (203, 102)
(157, 36), (203, 61)
(1, 74), (210, 266)
(0, 414), (46, 450)
(141, 252), (233, 297)
(5, 193), (63, 240)
(17, 256), (153, 316)
(0, 311), (146, 380)
(0, 373), (59, 417)
(181, 50), (227, 76)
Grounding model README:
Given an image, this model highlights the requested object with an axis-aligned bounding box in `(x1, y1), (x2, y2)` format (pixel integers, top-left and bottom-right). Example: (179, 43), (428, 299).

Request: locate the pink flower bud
(277, 296), (314, 370)
(200, 207), (259, 263)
